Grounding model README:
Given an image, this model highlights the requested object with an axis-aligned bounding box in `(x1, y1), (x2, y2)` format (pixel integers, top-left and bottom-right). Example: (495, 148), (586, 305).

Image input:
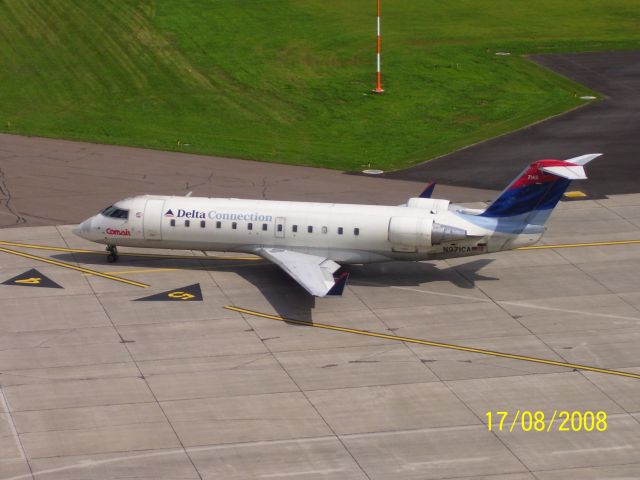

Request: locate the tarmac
(0, 133), (496, 230)
(1, 192), (640, 480)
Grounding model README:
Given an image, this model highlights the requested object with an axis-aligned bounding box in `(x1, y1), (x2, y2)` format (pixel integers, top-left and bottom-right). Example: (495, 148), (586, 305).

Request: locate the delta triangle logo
(164, 209), (175, 217)
(2, 268), (63, 289)
(134, 283), (203, 302)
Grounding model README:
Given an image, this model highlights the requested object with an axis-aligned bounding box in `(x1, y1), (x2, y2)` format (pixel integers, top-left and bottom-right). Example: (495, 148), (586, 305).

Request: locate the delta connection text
(166, 209), (273, 222)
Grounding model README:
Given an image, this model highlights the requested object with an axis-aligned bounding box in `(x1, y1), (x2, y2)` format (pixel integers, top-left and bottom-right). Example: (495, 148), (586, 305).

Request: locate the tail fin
(480, 154), (601, 224)
(418, 181), (436, 199)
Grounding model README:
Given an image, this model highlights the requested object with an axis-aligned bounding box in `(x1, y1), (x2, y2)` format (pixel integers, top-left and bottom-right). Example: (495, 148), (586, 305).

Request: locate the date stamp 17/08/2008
(486, 410), (608, 433)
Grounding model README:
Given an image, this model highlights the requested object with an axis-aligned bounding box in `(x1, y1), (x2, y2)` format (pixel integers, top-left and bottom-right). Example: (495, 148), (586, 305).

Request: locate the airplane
(73, 154), (600, 297)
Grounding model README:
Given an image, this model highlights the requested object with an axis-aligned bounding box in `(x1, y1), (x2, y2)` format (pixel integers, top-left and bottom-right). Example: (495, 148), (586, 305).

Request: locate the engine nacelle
(388, 217), (468, 252)
(406, 198), (450, 213)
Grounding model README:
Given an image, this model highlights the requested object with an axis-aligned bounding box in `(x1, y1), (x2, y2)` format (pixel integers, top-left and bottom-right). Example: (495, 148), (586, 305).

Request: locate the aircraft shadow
(344, 258), (497, 290)
(52, 253), (495, 323)
(53, 252), (317, 322)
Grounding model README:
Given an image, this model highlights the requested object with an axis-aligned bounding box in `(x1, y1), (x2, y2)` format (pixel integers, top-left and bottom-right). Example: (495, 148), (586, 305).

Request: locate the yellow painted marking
(98, 268), (180, 275)
(564, 191), (587, 198)
(89, 262), (259, 276)
(0, 247), (149, 288)
(0, 241), (260, 261)
(225, 306), (640, 381)
(518, 239), (640, 250)
(14, 277), (42, 284)
(0, 242), (98, 253)
(168, 291), (195, 300)
(3, 239), (638, 266)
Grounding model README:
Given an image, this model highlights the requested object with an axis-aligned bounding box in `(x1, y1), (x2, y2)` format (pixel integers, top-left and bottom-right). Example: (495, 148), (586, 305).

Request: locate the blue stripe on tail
(481, 178), (571, 221)
(480, 160), (576, 224)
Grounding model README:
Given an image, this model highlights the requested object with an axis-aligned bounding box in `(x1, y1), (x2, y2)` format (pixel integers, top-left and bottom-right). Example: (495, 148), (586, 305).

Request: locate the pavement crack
(0, 166), (26, 225)
(261, 176), (268, 199)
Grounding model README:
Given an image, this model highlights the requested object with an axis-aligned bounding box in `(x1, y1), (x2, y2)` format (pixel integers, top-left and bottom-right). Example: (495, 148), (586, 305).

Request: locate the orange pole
(373, 0), (384, 93)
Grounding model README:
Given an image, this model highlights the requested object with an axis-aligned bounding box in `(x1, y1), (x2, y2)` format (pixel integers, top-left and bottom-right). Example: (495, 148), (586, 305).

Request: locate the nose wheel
(106, 245), (119, 263)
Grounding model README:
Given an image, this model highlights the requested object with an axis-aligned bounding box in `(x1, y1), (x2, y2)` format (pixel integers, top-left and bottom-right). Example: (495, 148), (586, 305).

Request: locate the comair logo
(106, 228), (131, 236)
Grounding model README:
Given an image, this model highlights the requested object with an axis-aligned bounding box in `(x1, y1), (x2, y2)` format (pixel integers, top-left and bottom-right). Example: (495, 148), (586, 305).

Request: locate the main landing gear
(106, 245), (119, 263)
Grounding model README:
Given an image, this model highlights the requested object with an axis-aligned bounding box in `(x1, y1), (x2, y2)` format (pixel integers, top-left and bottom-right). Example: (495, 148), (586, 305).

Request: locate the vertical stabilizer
(480, 155), (600, 225)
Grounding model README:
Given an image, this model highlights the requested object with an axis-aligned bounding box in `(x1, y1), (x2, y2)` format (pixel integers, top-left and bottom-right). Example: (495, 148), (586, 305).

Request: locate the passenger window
(248, 223), (253, 230)
(338, 227), (343, 235)
(262, 223), (268, 231)
(232, 222), (237, 230)
(354, 227), (360, 236)
(216, 221), (221, 228)
(200, 220), (206, 228)
(170, 219), (176, 227)
(292, 225), (298, 233)
(185, 220), (190, 227)
(308, 226), (313, 233)
(277, 224), (283, 232)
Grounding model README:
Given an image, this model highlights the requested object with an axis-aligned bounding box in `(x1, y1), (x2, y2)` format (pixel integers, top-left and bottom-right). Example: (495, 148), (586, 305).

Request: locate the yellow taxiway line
(2, 239), (639, 260)
(226, 305), (640, 381)
(96, 262), (260, 276)
(517, 239), (640, 250)
(0, 240), (260, 261)
(0, 247), (150, 288)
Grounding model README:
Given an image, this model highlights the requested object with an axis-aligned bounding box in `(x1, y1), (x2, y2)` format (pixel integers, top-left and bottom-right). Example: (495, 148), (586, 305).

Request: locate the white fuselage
(74, 195), (543, 263)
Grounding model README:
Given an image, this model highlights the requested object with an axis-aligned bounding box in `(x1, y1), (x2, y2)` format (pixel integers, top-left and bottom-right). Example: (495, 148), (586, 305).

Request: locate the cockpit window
(101, 205), (129, 219)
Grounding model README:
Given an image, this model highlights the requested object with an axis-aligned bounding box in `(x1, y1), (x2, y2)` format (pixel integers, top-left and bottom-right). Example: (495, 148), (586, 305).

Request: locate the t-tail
(480, 154), (601, 226)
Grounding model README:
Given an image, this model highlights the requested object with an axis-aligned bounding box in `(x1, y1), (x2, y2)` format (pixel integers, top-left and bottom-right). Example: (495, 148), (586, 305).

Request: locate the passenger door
(143, 199), (165, 240)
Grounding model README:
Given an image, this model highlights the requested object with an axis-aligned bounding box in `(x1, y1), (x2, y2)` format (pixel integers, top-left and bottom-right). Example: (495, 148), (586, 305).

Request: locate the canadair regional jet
(74, 154), (600, 297)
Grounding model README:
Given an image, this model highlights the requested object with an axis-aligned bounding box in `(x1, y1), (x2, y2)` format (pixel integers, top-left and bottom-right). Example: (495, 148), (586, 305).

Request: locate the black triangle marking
(2, 268), (63, 289)
(134, 283), (203, 302)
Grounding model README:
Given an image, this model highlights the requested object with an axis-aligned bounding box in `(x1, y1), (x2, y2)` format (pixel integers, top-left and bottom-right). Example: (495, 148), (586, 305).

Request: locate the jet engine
(388, 217), (468, 252)
(431, 222), (468, 244)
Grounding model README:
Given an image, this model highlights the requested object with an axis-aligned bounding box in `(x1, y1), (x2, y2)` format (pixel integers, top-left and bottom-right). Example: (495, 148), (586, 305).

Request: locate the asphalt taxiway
(0, 134), (496, 229)
(387, 51), (640, 198)
(1, 192), (640, 480)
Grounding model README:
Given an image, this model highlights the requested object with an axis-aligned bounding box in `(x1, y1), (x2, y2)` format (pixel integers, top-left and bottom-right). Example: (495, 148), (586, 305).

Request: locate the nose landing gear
(106, 245), (119, 263)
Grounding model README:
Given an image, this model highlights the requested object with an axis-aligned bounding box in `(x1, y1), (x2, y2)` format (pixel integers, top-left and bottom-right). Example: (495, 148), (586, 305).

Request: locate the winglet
(327, 272), (349, 296)
(418, 182), (436, 199)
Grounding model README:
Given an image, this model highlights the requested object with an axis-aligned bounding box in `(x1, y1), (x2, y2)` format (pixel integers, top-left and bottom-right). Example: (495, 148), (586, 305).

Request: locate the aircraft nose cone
(73, 218), (92, 238)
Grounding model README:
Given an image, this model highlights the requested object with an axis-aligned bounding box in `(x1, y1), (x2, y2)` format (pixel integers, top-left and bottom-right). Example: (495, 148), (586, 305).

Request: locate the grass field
(0, 1), (639, 171)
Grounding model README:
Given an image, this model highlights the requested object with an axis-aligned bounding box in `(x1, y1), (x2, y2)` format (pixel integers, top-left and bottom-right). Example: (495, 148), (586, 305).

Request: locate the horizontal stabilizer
(480, 154), (600, 220)
(540, 164), (587, 180)
(565, 153), (602, 166)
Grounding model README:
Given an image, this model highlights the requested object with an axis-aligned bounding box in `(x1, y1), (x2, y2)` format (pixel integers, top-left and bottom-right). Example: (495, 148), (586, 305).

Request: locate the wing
(255, 248), (342, 297)
(418, 181), (436, 198)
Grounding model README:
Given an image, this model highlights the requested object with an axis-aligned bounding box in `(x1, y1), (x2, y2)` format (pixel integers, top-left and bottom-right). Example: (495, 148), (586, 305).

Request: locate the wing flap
(256, 248), (341, 297)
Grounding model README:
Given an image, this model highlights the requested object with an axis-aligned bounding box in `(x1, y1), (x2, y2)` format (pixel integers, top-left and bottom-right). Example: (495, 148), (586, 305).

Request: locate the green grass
(0, 1), (639, 170)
